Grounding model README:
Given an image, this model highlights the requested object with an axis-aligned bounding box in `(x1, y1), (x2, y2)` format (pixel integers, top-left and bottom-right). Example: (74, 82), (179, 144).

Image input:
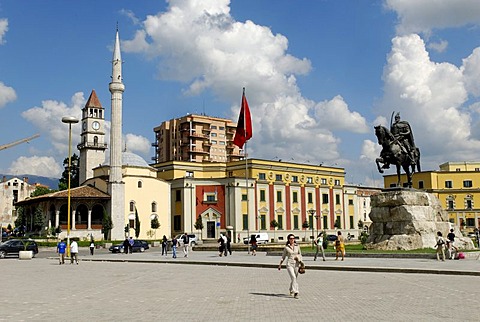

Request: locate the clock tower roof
(85, 90), (103, 109)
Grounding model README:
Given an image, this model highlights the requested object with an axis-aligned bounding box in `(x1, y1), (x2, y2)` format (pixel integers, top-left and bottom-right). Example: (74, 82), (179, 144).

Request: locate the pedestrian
(128, 236), (134, 254)
(123, 237), (129, 254)
(89, 241), (95, 255)
(314, 232), (326, 261)
(475, 228), (480, 249)
(250, 234), (257, 256)
(278, 233), (303, 299)
(162, 235), (168, 257)
(57, 239), (66, 265)
(172, 236), (178, 259)
(446, 228), (458, 259)
(237, 233), (240, 243)
(222, 233), (228, 256)
(70, 239), (79, 265)
(181, 232), (189, 257)
(218, 233), (225, 257)
(335, 231), (345, 261)
(226, 234), (232, 255)
(435, 231), (446, 261)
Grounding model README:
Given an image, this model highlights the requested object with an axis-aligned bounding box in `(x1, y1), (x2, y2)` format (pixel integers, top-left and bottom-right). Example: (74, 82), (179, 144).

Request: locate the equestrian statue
(374, 112), (421, 188)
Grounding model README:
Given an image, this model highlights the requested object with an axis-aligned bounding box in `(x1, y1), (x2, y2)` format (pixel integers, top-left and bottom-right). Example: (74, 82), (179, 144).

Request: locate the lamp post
(308, 209), (316, 248)
(62, 116), (79, 258)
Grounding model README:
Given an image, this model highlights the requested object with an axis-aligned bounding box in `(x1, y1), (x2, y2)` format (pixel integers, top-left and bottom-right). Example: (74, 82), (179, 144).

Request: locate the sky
(1, 0), (480, 187)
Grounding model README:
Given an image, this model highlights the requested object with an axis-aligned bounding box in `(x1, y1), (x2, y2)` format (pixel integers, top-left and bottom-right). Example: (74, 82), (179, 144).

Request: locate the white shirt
(70, 241), (79, 253)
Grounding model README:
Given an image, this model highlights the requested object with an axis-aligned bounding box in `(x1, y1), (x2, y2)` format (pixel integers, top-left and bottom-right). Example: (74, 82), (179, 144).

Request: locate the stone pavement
(1, 248), (479, 321)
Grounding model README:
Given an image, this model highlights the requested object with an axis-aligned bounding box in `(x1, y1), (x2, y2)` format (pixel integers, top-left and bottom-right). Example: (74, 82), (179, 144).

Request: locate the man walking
(57, 239), (66, 265)
(181, 232), (189, 257)
(172, 236), (178, 259)
(70, 239), (79, 265)
(128, 237), (134, 254)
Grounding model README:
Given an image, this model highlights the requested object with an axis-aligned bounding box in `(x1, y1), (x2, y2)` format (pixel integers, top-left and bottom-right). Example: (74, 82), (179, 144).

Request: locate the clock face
(92, 121), (100, 130)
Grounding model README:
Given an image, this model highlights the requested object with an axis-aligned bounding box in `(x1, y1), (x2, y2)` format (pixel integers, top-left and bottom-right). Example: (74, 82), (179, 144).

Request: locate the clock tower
(78, 89), (107, 184)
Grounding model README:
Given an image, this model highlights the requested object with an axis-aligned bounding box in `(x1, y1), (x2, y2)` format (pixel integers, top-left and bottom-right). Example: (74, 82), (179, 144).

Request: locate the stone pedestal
(367, 189), (463, 250)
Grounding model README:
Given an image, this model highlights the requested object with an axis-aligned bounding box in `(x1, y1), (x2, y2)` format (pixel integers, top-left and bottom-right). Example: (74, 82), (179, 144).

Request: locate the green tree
(150, 216), (160, 239)
(135, 208), (140, 238)
(31, 186), (54, 197)
(194, 215), (204, 240)
(334, 218), (342, 229)
(58, 153), (80, 190)
(357, 219), (364, 230)
(32, 207), (44, 233)
(101, 209), (113, 240)
(270, 219), (278, 241)
(14, 207), (25, 228)
(302, 220), (309, 240)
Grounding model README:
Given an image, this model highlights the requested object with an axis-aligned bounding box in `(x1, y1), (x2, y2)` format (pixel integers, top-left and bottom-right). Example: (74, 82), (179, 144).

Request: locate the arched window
(138, 181), (142, 188)
(93, 136), (98, 146)
(151, 202), (157, 213)
(129, 201), (135, 212)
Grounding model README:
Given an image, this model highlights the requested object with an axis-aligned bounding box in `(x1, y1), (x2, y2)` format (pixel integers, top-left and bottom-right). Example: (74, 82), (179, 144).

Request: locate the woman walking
(314, 232), (326, 261)
(335, 231), (345, 261)
(278, 234), (303, 298)
(250, 234), (257, 256)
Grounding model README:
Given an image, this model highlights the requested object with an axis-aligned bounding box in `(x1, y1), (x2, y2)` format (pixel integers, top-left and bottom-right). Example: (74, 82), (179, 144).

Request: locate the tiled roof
(17, 185), (110, 205)
(85, 90), (102, 108)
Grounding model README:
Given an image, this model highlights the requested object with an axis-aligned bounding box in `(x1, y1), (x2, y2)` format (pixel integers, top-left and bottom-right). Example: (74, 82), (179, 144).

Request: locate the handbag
(298, 265), (306, 274)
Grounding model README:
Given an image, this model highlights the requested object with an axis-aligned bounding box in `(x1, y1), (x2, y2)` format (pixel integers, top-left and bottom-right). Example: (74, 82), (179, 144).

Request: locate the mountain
(0, 174), (59, 189)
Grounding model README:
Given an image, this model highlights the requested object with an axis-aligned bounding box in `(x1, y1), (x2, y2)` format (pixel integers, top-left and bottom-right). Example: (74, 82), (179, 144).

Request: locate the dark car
(109, 240), (149, 253)
(327, 234), (338, 242)
(0, 239), (39, 258)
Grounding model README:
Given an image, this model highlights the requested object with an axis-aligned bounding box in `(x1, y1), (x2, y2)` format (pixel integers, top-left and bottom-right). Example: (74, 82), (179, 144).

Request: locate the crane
(0, 134), (40, 151)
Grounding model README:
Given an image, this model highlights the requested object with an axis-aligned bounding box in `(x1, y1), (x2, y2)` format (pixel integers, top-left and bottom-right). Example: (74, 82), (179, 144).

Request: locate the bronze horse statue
(374, 125), (421, 188)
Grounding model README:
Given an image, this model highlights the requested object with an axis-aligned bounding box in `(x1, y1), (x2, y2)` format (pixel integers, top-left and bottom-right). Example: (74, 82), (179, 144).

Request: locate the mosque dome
(102, 152), (150, 168)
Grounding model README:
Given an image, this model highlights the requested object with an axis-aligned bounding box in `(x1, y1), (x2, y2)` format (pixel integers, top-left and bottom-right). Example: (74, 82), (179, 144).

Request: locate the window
(211, 125), (217, 130)
(445, 181), (452, 188)
(307, 177), (313, 184)
(186, 171), (194, 178)
(448, 200), (454, 209)
(137, 181), (142, 188)
(219, 126), (225, 130)
(174, 215), (181, 231)
(464, 180), (473, 188)
(275, 174), (283, 181)
(243, 214), (248, 230)
(219, 141), (225, 145)
(211, 140), (217, 144)
(261, 215), (266, 230)
(466, 199), (472, 209)
(323, 216), (328, 229)
(418, 181), (424, 189)
(129, 201), (135, 212)
(348, 199), (354, 205)
(260, 190), (266, 202)
(335, 194), (340, 205)
(292, 191), (298, 203)
(389, 183), (396, 188)
(307, 192), (313, 204)
(276, 191), (282, 202)
(350, 216), (354, 229)
(293, 215), (299, 230)
(334, 179), (340, 186)
(175, 190), (181, 202)
(211, 133), (217, 137)
(259, 173), (266, 180)
(151, 202), (157, 212)
(241, 194), (247, 201)
(322, 193), (329, 204)
(466, 218), (475, 226)
(277, 215), (283, 229)
(476, 168), (480, 171)
(207, 195), (216, 202)
(292, 175), (298, 183)
(321, 178), (327, 185)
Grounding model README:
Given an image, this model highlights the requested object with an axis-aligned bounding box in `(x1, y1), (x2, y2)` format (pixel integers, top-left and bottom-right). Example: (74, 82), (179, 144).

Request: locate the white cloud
(385, 0), (480, 35)
(427, 39), (448, 53)
(123, 0), (368, 165)
(0, 82), (17, 108)
(0, 18), (8, 44)
(462, 47), (480, 97)
(125, 133), (151, 156)
(8, 156), (63, 178)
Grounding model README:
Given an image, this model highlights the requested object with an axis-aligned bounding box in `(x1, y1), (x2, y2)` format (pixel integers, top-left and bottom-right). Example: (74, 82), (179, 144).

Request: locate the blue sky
(1, 0), (480, 187)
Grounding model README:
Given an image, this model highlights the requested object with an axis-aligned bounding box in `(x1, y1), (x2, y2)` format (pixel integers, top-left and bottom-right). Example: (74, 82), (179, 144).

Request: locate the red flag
(233, 88), (252, 149)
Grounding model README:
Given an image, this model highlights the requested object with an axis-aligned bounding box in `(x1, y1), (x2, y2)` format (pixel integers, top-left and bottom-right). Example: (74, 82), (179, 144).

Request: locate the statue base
(366, 189), (473, 250)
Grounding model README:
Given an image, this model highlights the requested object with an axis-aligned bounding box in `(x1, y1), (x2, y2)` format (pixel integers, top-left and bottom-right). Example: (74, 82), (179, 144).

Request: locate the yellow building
(384, 161), (480, 232)
(153, 158), (346, 243)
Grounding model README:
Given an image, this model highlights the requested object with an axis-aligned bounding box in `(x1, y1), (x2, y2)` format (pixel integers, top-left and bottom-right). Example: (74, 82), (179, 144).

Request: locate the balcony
(189, 148), (209, 154)
(77, 142), (108, 150)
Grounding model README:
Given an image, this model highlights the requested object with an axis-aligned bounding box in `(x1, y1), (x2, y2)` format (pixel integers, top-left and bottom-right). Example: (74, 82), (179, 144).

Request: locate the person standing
(172, 236), (178, 259)
(218, 234), (225, 257)
(314, 232), (326, 261)
(161, 235), (168, 257)
(222, 233), (228, 256)
(446, 228), (458, 259)
(128, 237), (134, 254)
(89, 241), (95, 256)
(70, 239), (79, 265)
(278, 233), (303, 299)
(435, 231), (446, 261)
(57, 239), (66, 265)
(181, 232), (189, 257)
(335, 231), (345, 261)
(250, 234), (257, 256)
(123, 237), (129, 254)
(226, 234), (232, 255)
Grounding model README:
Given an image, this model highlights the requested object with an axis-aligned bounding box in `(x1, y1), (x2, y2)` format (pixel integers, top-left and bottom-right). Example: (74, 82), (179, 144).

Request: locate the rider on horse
(390, 112), (416, 165)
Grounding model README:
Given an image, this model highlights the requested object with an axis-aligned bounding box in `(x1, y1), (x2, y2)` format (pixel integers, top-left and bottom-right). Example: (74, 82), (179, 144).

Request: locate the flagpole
(245, 141), (250, 255)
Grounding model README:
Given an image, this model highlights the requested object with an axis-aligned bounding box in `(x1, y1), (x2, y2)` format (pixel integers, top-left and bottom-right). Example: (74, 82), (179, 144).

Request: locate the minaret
(108, 28), (126, 240)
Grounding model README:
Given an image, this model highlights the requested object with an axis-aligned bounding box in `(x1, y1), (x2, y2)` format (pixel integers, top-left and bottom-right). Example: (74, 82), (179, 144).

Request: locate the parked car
(109, 240), (149, 253)
(243, 233), (269, 245)
(0, 239), (39, 258)
(174, 234), (197, 246)
(326, 234), (338, 242)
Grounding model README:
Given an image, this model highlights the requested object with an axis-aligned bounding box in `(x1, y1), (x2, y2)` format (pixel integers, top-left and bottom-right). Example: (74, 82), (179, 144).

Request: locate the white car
(243, 233), (269, 245)
(174, 234), (197, 246)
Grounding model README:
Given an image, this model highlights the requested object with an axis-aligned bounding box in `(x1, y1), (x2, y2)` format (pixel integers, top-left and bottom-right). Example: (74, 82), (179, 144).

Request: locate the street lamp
(308, 209), (316, 248)
(62, 116), (79, 258)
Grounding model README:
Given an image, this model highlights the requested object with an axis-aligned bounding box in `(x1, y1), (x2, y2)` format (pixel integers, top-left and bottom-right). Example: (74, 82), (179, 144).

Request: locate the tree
(58, 153), (80, 190)
(150, 216), (160, 240)
(357, 219), (364, 230)
(31, 186), (54, 197)
(302, 220), (309, 240)
(14, 207), (25, 228)
(135, 208), (141, 238)
(270, 219), (278, 241)
(101, 209), (113, 240)
(32, 207), (44, 233)
(334, 218), (341, 229)
(194, 215), (204, 240)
